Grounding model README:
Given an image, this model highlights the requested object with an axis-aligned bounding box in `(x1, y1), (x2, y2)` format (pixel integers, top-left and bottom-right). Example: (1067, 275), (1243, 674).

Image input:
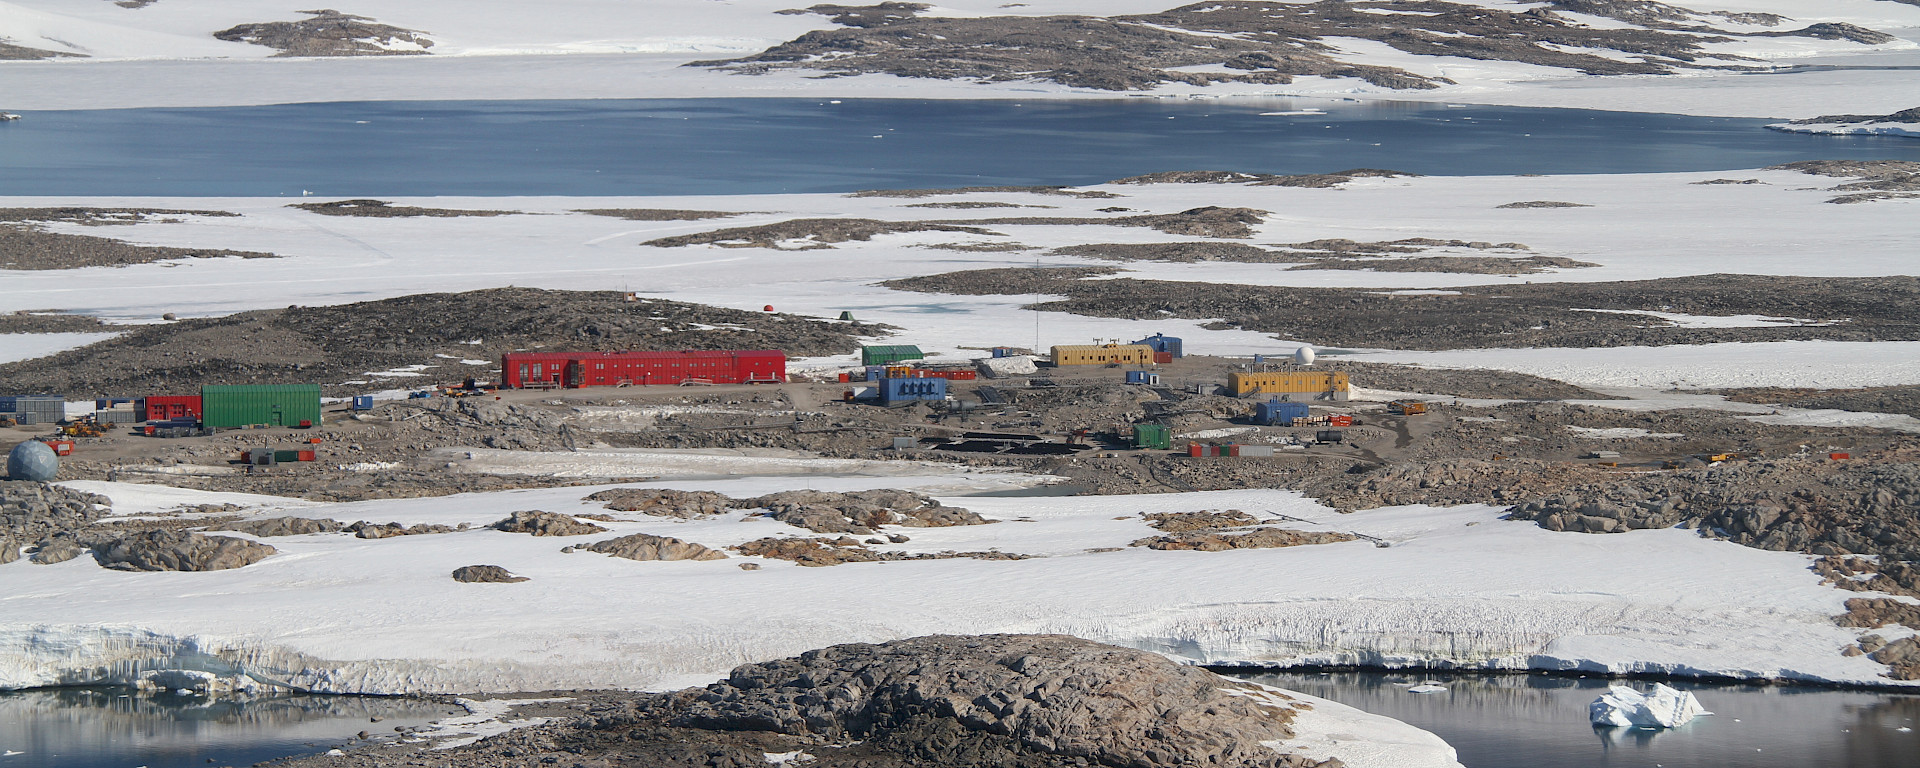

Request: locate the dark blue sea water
(0, 98), (1915, 196)
(0, 688), (457, 768)
(1231, 670), (1920, 768)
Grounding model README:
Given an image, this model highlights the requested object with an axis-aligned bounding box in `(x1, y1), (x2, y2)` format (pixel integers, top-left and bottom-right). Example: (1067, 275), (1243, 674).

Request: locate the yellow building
(1228, 370), (1350, 400)
(1050, 344), (1156, 366)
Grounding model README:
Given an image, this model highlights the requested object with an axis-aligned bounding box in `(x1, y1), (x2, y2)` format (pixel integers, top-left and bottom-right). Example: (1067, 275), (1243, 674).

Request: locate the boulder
(29, 536), (86, 564)
(92, 529), (276, 572)
(452, 564), (528, 583)
(576, 533), (727, 562)
(491, 510), (607, 537)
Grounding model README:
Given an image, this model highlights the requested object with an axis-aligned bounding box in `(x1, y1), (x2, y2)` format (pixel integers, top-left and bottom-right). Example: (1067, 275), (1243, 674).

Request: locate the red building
(500, 350), (786, 389)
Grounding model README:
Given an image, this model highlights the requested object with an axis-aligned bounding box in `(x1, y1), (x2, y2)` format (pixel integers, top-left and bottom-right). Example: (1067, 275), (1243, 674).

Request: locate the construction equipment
(60, 420), (109, 438)
(1387, 400), (1427, 416)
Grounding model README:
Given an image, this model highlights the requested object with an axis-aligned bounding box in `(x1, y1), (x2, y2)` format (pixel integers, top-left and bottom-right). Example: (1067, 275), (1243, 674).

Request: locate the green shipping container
(272, 450), (300, 463)
(861, 345), (925, 367)
(1133, 424), (1172, 450)
(201, 384), (322, 429)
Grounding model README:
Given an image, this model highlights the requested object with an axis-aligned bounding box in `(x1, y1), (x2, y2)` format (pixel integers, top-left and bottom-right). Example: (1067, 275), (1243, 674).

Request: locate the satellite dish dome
(1294, 346), (1316, 366)
(7, 440), (58, 482)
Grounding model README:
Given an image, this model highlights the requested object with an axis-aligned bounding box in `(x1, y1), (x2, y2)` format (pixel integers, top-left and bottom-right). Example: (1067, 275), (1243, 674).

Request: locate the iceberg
(1588, 683), (1710, 728)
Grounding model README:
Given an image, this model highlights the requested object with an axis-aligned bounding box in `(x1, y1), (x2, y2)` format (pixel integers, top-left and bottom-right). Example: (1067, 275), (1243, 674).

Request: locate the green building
(201, 384), (323, 428)
(861, 344), (925, 367)
(1132, 424), (1172, 451)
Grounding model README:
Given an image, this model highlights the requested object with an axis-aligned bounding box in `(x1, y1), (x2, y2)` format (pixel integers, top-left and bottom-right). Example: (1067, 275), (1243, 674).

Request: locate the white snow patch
(1564, 426), (1684, 439)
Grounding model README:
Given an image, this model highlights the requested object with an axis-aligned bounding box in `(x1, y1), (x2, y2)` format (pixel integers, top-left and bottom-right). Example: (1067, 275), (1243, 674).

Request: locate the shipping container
(297, 449), (317, 462)
(201, 385), (322, 429)
(272, 449), (300, 463)
(1133, 424), (1172, 450)
(1237, 444), (1276, 457)
(501, 349), (786, 388)
(142, 395), (203, 422)
(350, 395), (375, 411)
(916, 369), (977, 381)
(38, 438), (74, 456)
(861, 345), (925, 367)
(0, 395), (65, 425)
(990, 347), (1020, 358)
(94, 398), (135, 410)
(93, 409), (139, 424)
(1050, 344), (1155, 366)
(1227, 371), (1350, 400)
(1328, 415), (1355, 427)
(877, 377), (947, 404)
(1254, 399), (1311, 426)
(1133, 333), (1183, 359)
(1154, 351), (1173, 365)
(1124, 371), (1160, 385)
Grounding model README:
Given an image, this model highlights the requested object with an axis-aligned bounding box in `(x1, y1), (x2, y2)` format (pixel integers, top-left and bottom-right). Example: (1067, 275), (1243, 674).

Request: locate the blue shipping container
(991, 347), (1019, 358)
(1254, 398), (1310, 426)
(865, 365), (887, 382)
(878, 377), (947, 403)
(351, 395), (376, 410)
(1124, 371), (1161, 385)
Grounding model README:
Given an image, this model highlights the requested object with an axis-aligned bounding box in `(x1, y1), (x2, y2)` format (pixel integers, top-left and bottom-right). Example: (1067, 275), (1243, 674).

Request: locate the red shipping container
(142, 395), (202, 421)
(1189, 443), (1205, 457)
(1830, 452), (1851, 460)
(838, 372), (852, 383)
(917, 369), (977, 381)
(1154, 351), (1173, 364)
(1227, 444), (1241, 457)
(1329, 415), (1355, 427)
(297, 450), (317, 462)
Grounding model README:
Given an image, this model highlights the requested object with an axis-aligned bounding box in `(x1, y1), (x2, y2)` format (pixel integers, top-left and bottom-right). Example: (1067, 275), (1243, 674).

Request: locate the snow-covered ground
(2, 167), (1914, 390)
(0, 475), (1906, 699)
(0, 0), (1915, 117)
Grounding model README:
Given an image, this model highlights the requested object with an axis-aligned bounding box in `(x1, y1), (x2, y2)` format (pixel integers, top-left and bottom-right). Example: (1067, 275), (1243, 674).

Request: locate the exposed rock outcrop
(452, 564), (528, 583)
(491, 510), (607, 537)
(574, 533), (728, 562)
(659, 634), (1327, 768)
(743, 489), (988, 534)
(349, 521), (458, 539)
(92, 529), (276, 571)
(1133, 528), (1358, 551)
(586, 488), (731, 518)
(205, 516), (344, 537)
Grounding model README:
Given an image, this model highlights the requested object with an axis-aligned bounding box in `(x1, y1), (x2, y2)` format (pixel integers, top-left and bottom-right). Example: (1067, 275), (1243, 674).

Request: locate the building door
(270, 406), (284, 426)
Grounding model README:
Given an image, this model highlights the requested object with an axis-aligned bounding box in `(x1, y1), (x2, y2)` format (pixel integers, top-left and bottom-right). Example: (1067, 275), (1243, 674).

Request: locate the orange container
(296, 450), (317, 462)
(1830, 452), (1851, 460)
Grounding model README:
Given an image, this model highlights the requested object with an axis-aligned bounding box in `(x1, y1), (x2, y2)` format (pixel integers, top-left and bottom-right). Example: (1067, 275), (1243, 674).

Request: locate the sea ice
(1588, 683), (1710, 728)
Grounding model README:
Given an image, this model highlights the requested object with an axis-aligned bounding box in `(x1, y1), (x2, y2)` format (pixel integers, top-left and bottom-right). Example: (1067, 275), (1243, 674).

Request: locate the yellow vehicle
(60, 420), (109, 438)
(1388, 400), (1428, 416)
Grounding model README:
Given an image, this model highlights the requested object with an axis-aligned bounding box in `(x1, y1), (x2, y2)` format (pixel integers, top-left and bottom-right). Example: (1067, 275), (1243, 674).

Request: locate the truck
(1387, 400), (1428, 416)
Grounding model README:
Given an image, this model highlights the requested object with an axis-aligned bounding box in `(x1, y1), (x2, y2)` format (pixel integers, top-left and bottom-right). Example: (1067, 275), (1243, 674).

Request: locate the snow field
(0, 1), (1915, 116)
(1, 476), (1905, 701)
(2, 168), (1915, 393)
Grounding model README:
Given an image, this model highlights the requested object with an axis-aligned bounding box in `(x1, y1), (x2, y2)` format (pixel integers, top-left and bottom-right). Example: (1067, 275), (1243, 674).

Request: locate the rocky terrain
(1714, 385), (1920, 419)
(1770, 160), (1920, 204)
(1047, 236), (1583, 275)
(884, 269), (1920, 349)
(289, 200), (519, 218)
(644, 206), (1270, 249)
(0, 207), (272, 270)
(0, 287), (885, 397)
(214, 10), (434, 57)
(696, 1), (1888, 91)
(277, 634), (1341, 768)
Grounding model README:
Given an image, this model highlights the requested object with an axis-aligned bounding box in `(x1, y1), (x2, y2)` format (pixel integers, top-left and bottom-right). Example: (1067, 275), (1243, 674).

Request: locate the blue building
(1134, 333), (1183, 359)
(1253, 398), (1310, 426)
(878, 377), (947, 404)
